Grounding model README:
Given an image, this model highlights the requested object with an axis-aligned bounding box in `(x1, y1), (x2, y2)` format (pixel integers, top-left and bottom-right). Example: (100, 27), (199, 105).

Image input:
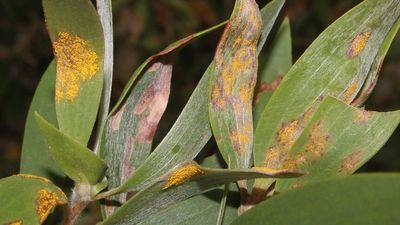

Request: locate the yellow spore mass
(347, 31), (371, 58)
(252, 167), (279, 174)
(6, 220), (22, 225)
(342, 79), (359, 103)
(53, 32), (99, 102)
(163, 161), (204, 190)
(36, 189), (62, 223)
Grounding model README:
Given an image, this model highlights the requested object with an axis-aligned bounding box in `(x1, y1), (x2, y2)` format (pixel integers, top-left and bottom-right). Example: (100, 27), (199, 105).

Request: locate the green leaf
(254, 17), (292, 125)
(209, 0), (262, 169)
(99, 161), (300, 225)
(254, 0), (400, 188)
(232, 174), (400, 225)
(0, 174), (67, 225)
(352, 18), (400, 106)
(43, 0), (104, 145)
(35, 112), (107, 185)
(257, 0), (286, 53)
(103, 62), (172, 216)
(20, 62), (63, 178)
(276, 96), (400, 191)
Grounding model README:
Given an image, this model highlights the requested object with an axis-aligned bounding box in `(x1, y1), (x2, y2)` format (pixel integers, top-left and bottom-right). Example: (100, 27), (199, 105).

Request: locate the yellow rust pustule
(36, 189), (63, 223)
(163, 161), (204, 190)
(342, 79), (359, 103)
(5, 220), (22, 225)
(53, 32), (99, 102)
(264, 107), (317, 169)
(306, 122), (330, 161)
(347, 31), (371, 58)
(354, 109), (373, 123)
(340, 150), (363, 174)
(251, 167), (280, 174)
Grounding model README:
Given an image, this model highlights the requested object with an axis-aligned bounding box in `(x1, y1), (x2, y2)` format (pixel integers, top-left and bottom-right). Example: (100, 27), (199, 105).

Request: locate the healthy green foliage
(20, 62), (63, 178)
(0, 174), (67, 225)
(35, 113), (107, 185)
(233, 174), (400, 225)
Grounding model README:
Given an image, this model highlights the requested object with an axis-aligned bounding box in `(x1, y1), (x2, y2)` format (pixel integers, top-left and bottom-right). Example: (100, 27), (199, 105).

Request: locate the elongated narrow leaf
(43, 0), (104, 145)
(254, 17), (292, 125)
(352, 18), (400, 106)
(35, 113), (107, 184)
(233, 174), (400, 225)
(257, 0), (286, 53)
(100, 161), (300, 225)
(103, 62), (172, 216)
(109, 22), (227, 115)
(0, 174), (67, 224)
(276, 96), (400, 191)
(254, 0), (400, 189)
(20, 62), (63, 178)
(209, 0), (261, 169)
(102, 0), (287, 195)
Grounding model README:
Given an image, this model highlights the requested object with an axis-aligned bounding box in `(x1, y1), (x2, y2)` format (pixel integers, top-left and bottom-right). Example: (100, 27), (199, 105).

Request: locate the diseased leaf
(35, 113), (107, 185)
(20, 62), (63, 178)
(106, 63), (214, 193)
(43, 0), (104, 145)
(209, 0), (262, 169)
(253, 0), (400, 189)
(99, 0), (287, 196)
(232, 174), (400, 225)
(99, 161), (300, 225)
(254, 17), (292, 125)
(0, 174), (67, 225)
(352, 18), (400, 106)
(276, 96), (400, 191)
(103, 62), (172, 216)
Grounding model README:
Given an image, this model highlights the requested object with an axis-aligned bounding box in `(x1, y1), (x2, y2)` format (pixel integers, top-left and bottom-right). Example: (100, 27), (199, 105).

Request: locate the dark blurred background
(1, 0), (400, 178)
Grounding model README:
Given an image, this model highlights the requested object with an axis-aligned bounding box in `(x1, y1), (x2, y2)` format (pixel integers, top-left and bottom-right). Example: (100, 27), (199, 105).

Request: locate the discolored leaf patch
(36, 189), (63, 223)
(347, 31), (372, 58)
(339, 150), (363, 174)
(209, 0), (262, 169)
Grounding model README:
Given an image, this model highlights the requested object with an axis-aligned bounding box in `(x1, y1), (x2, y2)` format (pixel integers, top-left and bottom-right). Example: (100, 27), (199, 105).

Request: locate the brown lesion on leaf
(109, 105), (125, 131)
(342, 79), (359, 103)
(347, 31), (372, 58)
(229, 121), (252, 155)
(284, 152), (307, 170)
(354, 109), (373, 123)
(162, 161), (204, 190)
(36, 189), (64, 223)
(211, 83), (226, 109)
(134, 63), (172, 143)
(253, 75), (283, 105)
(339, 150), (363, 174)
(264, 106), (317, 169)
(53, 32), (99, 102)
(305, 122), (330, 161)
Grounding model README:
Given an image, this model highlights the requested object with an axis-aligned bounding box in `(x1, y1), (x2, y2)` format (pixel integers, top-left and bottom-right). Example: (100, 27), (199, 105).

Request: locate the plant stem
(94, 0), (113, 155)
(216, 183), (229, 225)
